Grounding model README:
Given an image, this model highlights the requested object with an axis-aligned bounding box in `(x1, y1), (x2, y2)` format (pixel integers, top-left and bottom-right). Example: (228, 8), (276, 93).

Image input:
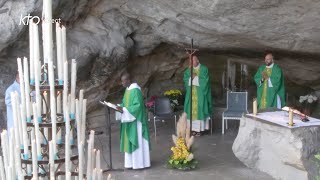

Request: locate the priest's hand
(262, 72), (269, 81)
(117, 106), (123, 113)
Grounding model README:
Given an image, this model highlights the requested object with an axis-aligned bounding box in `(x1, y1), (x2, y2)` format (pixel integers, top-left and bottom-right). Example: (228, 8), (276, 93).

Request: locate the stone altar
(232, 111), (320, 180)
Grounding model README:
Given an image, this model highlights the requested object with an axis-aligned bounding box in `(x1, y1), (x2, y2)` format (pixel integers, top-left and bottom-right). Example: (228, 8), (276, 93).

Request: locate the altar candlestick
(289, 109), (294, 126)
(253, 98), (257, 116)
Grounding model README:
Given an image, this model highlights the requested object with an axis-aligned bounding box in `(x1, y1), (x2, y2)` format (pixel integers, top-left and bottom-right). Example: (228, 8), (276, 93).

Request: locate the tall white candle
(1, 131), (9, 175)
(66, 171), (71, 180)
(14, 146), (22, 177)
(79, 89), (84, 121)
(48, 60), (57, 154)
(31, 140), (38, 179)
(9, 129), (15, 178)
(81, 99), (87, 145)
(78, 142), (84, 180)
(70, 59), (77, 118)
(32, 22), (40, 80)
(92, 149), (96, 170)
(63, 61), (68, 115)
(49, 141), (55, 179)
(96, 150), (101, 171)
(98, 169), (103, 180)
(68, 94), (71, 118)
(34, 59), (42, 122)
(33, 103), (42, 160)
(43, 91), (48, 114)
(76, 99), (81, 147)
(65, 106), (70, 173)
(0, 156), (5, 180)
(23, 57), (32, 122)
(92, 168), (97, 180)
(11, 92), (21, 151)
(86, 132), (94, 179)
(57, 91), (62, 113)
(56, 23), (63, 84)
(61, 26), (67, 63)
(17, 58), (26, 145)
(20, 104), (29, 159)
(29, 23), (35, 84)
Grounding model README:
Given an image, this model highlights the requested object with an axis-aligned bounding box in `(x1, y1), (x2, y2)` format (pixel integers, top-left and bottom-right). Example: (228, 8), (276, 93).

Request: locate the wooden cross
(185, 39), (198, 135)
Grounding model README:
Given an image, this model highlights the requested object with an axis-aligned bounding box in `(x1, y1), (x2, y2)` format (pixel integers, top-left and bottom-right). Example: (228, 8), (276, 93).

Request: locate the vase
(302, 108), (312, 116)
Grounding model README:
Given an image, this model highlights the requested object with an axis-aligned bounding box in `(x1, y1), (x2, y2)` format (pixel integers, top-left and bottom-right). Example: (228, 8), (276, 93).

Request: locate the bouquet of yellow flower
(167, 113), (197, 170)
(164, 89), (183, 110)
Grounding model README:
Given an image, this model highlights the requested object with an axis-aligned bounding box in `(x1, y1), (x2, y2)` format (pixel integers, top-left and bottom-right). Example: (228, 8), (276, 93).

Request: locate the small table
(232, 110), (320, 180)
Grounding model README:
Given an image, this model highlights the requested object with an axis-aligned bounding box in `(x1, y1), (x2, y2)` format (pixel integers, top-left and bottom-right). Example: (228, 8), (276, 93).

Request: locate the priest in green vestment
(117, 73), (151, 169)
(254, 53), (286, 109)
(183, 55), (212, 136)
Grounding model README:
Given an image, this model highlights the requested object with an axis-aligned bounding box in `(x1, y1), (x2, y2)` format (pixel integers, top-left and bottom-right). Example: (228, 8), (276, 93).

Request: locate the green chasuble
(120, 86), (150, 153)
(254, 64), (286, 109)
(183, 64), (212, 120)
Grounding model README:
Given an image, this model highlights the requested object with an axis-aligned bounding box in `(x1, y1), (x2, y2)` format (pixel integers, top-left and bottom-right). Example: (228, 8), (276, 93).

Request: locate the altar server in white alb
(117, 73), (151, 169)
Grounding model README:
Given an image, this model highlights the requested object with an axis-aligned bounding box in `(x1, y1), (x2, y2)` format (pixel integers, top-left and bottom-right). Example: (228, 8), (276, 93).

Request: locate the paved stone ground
(88, 109), (273, 180)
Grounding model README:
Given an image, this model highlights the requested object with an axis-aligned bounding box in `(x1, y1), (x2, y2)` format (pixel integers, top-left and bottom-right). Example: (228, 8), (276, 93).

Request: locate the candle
(48, 60), (57, 154)
(98, 169), (103, 180)
(34, 59), (42, 123)
(63, 61), (68, 116)
(289, 109), (294, 126)
(20, 104), (29, 159)
(49, 141), (55, 179)
(66, 171), (71, 180)
(29, 23), (35, 84)
(253, 98), (257, 116)
(92, 168), (97, 180)
(61, 26), (67, 62)
(92, 149), (96, 170)
(1, 131), (9, 175)
(78, 142), (84, 180)
(43, 91), (48, 114)
(57, 91), (62, 113)
(31, 140), (38, 180)
(96, 150), (101, 171)
(11, 92), (21, 150)
(42, 0), (53, 63)
(0, 156), (5, 180)
(23, 57), (32, 122)
(107, 174), (112, 180)
(9, 129), (15, 178)
(33, 103), (42, 160)
(81, 99), (87, 145)
(68, 94), (71, 118)
(56, 23), (63, 84)
(86, 132), (94, 179)
(79, 89), (84, 121)
(65, 106), (70, 173)
(14, 146), (22, 177)
(70, 59), (77, 119)
(76, 99), (81, 147)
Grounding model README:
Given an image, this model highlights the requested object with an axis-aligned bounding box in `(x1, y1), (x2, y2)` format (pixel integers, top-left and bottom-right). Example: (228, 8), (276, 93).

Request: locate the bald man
(254, 53), (286, 109)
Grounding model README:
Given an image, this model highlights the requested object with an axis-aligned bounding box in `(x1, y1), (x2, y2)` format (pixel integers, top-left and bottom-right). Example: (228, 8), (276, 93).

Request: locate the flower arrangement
(167, 113), (197, 170)
(299, 94), (318, 115)
(145, 96), (158, 111)
(164, 89), (183, 110)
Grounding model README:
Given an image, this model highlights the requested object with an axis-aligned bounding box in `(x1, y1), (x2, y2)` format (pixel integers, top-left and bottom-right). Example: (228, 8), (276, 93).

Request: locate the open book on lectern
(101, 101), (122, 112)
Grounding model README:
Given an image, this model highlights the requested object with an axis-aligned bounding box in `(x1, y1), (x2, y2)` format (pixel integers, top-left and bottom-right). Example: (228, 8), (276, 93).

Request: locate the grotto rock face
(0, 0), (320, 117)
